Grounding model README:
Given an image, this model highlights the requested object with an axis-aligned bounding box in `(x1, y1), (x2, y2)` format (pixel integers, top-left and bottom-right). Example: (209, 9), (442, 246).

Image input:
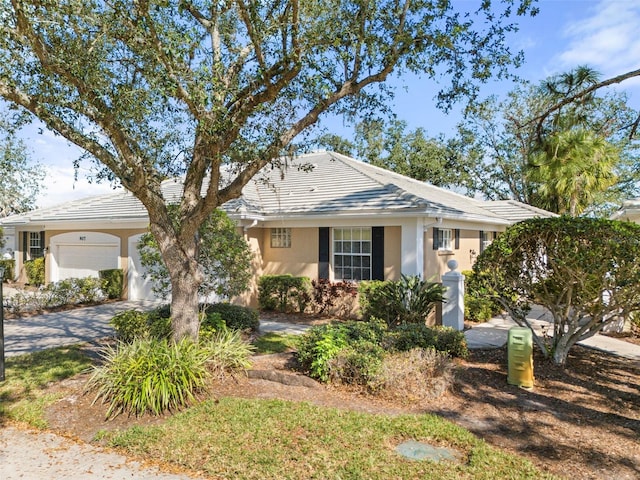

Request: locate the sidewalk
(463, 306), (640, 362)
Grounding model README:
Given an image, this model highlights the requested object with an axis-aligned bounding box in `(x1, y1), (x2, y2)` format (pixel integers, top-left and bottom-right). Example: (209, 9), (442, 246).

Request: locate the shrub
(258, 275), (311, 312)
(462, 269), (502, 322)
(369, 348), (454, 401)
(99, 269), (124, 299)
(203, 303), (259, 332)
(110, 310), (151, 343)
(0, 259), (14, 281)
(296, 319), (387, 382)
(360, 275), (444, 327)
(86, 338), (210, 418)
(72, 277), (104, 304)
(310, 279), (358, 317)
(24, 257), (45, 286)
(200, 311), (227, 341)
(201, 329), (255, 378)
(388, 323), (468, 359)
(328, 340), (385, 386)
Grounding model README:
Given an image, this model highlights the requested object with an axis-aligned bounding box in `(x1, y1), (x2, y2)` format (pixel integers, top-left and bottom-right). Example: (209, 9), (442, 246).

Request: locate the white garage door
(57, 244), (120, 279)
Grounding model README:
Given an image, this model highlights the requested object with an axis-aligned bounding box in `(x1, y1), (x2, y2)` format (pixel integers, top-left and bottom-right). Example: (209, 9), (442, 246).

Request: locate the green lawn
(1, 345), (556, 479)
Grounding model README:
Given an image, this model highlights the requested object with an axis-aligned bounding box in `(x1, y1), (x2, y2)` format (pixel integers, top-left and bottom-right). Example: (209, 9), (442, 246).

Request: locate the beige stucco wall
(424, 228), (494, 280)
(384, 226), (401, 281)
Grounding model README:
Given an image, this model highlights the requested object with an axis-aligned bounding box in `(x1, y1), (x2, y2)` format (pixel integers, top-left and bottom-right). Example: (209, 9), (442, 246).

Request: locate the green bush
(462, 269), (502, 322)
(328, 340), (385, 386)
(203, 303), (259, 332)
(72, 277), (103, 304)
(296, 319), (388, 382)
(359, 275), (445, 327)
(258, 274), (311, 312)
(24, 257), (45, 286)
(99, 269), (124, 299)
(0, 259), (14, 281)
(200, 311), (227, 341)
(110, 310), (151, 343)
(86, 338), (210, 419)
(388, 323), (468, 359)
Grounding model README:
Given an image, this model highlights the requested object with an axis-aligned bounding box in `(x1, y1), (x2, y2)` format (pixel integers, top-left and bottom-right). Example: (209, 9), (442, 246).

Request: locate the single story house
(611, 198), (640, 223)
(0, 151), (554, 306)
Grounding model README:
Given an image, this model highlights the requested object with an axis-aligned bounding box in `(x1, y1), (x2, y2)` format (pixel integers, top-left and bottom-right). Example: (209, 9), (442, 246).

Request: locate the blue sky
(17, 0), (640, 208)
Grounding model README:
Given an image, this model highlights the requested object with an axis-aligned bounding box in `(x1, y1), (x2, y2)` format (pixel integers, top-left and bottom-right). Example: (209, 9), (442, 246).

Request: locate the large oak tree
(0, 0), (538, 341)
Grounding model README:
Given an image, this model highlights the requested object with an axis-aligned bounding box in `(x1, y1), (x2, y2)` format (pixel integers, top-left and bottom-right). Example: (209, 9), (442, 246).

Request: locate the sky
(13, 0), (640, 209)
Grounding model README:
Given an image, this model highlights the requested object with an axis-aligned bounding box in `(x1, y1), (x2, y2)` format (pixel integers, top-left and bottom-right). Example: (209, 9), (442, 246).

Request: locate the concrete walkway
(464, 306), (640, 362)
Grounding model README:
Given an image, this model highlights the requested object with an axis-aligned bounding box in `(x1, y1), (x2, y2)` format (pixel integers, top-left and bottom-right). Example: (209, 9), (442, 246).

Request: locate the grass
(0, 346), (93, 427)
(252, 332), (299, 354)
(2, 345), (556, 479)
(103, 397), (556, 480)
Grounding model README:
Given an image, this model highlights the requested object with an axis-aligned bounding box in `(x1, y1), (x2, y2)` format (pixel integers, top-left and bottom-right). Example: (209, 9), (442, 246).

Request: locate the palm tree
(528, 128), (619, 215)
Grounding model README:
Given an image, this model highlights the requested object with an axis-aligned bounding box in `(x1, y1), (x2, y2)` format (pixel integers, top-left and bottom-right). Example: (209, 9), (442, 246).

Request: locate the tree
(473, 216), (640, 366)
(0, 119), (44, 217)
(459, 67), (639, 214)
(138, 208), (252, 303)
(0, 0), (538, 341)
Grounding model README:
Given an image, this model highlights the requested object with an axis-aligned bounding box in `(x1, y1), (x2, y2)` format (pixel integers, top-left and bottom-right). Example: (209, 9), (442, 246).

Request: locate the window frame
(270, 227), (292, 248)
(332, 227), (372, 282)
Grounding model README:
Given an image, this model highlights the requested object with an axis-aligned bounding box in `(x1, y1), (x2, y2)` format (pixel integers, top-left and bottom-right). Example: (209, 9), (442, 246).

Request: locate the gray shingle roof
(0, 151), (554, 226)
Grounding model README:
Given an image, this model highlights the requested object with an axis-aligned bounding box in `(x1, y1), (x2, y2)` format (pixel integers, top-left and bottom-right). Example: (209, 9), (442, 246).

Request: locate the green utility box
(507, 326), (534, 389)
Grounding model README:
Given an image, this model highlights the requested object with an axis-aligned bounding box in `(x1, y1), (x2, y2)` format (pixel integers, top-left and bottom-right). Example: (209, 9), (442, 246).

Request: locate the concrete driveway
(2, 300), (160, 357)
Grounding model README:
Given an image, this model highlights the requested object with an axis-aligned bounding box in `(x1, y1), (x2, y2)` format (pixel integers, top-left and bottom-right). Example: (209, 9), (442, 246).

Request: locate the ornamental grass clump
(86, 338), (210, 419)
(201, 329), (255, 379)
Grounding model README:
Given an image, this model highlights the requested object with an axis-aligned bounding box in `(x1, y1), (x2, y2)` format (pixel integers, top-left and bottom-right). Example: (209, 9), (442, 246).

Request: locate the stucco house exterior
(0, 151), (554, 306)
(611, 198), (640, 223)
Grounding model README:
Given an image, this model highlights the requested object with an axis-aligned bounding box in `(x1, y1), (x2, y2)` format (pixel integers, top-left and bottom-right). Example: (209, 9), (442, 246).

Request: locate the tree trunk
(151, 222), (203, 343)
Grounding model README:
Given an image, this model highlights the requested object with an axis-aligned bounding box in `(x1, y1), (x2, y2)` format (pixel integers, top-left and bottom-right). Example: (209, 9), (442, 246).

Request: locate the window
(29, 232), (43, 258)
(271, 228), (291, 248)
(438, 228), (452, 251)
(434, 227), (459, 251)
(481, 231), (495, 252)
(333, 227), (371, 281)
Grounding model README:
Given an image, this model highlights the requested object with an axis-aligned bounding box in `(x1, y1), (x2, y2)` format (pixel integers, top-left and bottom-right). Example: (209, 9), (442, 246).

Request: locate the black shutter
(455, 229), (460, 249)
(318, 227), (329, 279)
(22, 231), (27, 261)
(372, 226), (384, 280)
(432, 227), (439, 250)
(39, 231), (45, 257)
(479, 230), (484, 253)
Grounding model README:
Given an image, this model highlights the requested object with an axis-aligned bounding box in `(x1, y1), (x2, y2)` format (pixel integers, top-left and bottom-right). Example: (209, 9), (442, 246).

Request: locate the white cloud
(557, 0), (640, 76)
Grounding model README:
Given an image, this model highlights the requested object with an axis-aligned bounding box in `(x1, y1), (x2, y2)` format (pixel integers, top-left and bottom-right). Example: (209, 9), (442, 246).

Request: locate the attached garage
(50, 232), (120, 282)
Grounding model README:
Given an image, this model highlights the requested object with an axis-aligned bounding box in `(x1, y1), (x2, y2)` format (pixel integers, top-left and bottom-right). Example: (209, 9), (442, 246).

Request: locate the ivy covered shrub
(462, 269), (503, 322)
(99, 269), (124, 299)
(24, 257), (45, 286)
(359, 275), (445, 326)
(258, 274), (311, 312)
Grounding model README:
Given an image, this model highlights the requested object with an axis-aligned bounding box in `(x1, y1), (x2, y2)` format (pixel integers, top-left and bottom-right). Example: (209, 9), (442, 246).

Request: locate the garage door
(57, 244), (119, 279)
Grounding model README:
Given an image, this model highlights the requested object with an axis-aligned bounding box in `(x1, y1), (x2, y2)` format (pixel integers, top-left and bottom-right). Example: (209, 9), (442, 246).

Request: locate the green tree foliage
(138, 208), (252, 301)
(0, 0), (538, 341)
(473, 216), (640, 365)
(0, 118), (44, 217)
(459, 67), (639, 215)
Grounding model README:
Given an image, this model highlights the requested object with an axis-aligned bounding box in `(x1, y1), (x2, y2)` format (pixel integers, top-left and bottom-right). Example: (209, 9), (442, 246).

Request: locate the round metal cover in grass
(395, 440), (461, 462)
